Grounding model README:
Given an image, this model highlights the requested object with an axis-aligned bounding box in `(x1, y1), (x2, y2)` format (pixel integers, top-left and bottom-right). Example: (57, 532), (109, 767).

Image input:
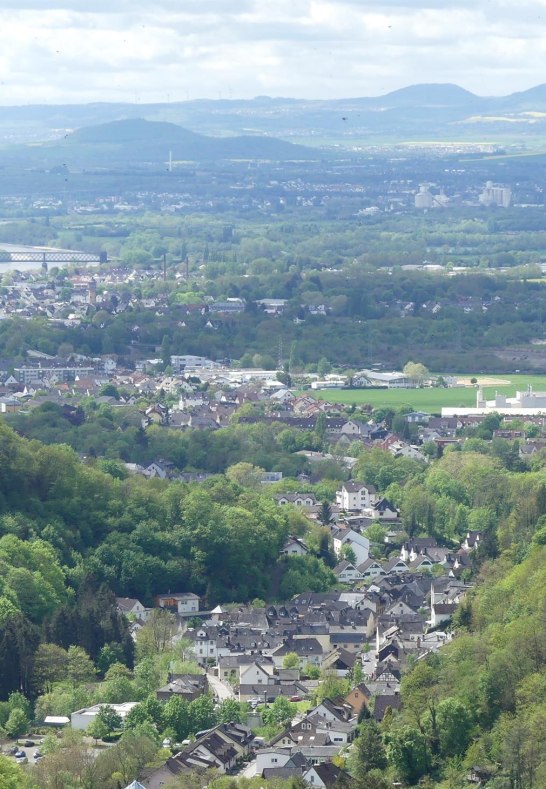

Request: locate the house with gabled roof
(332, 527), (369, 565)
(336, 481), (377, 512)
(462, 530), (482, 551)
(431, 602), (457, 627)
(271, 637), (326, 668)
(239, 660), (275, 687)
(281, 536), (311, 556)
(401, 537), (438, 563)
(149, 721), (252, 778)
(156, 674), (208, 703)
(409, 555), (435, 572)
(333, 560), (364, 584)
(303, 762), (348, 788)
(146, 458), (177, 479)
(356, 558), (385, 581)
(309, 697), (353, 723)
(116, 597), (150, 622)
(321, 647), (357, 677)
(383, 557), (410, 574)
(369, 497), (400, 521)
(344, 683), (372, 716)
(373, 692), (402, 722)
(262, 750), (309, 781)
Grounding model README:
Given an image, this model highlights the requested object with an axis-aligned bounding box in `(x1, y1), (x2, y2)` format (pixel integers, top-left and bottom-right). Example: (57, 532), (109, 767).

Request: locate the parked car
(23, 740), (35, 747)
(14, 750), (26, 759)
(15, 755), (28, 765)
(33, 750), (43, 759)
(290, 695), (302, 702)
(7, 746), (18, 755)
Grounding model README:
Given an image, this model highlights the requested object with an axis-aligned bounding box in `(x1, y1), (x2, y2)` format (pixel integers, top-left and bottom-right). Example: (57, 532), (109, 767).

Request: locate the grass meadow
(304, 374), (546, 413)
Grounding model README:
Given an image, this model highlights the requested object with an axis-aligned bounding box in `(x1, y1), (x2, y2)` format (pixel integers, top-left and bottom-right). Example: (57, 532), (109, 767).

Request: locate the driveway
(239, 758), (257, 778)
(207, 672), (236, 701)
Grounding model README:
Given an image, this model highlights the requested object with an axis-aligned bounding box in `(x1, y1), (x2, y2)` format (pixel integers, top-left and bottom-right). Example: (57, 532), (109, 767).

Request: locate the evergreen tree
(350, 720), (387, 781)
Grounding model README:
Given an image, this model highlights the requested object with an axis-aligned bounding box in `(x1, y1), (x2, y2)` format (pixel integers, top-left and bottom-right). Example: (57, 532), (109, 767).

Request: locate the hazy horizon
(0, 81), (545, 109)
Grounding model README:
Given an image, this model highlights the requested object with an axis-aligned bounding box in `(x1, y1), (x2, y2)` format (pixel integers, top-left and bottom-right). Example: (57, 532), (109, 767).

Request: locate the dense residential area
(0, 332), (546, 786)
(3, 96), (546, 789)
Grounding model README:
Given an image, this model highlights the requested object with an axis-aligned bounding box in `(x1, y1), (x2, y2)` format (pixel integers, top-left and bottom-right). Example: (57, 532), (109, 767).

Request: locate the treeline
(6, 402), (323, 479)
(2, 263), (546, 370)
(0, 420), (315, 605)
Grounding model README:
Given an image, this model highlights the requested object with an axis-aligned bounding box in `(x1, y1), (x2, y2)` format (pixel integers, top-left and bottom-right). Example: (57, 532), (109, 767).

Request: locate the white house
(256, 748), (293, 774)
(383, 557), (410, 574)
(310, 699), (351, 723)
(363, 498), (400, 521)
(336, 482), (377, 512)
(388, 441), (427, 462)
(303, 763), (344, 787)
(356, 559), (385, 581)
(156, 592), (200, 614)
(281, 536), (310, 556)
(332, 527), (370, 565)
(431, 602), (457, 627)
(334, 561), (364, 585)
(239, 661), (275, 687)
(189, 626), (232, 665)
(116, 597), (150, 622)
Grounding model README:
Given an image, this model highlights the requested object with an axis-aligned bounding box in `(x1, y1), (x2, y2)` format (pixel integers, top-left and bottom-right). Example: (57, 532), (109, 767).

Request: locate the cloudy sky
(2, 0), (546, 104)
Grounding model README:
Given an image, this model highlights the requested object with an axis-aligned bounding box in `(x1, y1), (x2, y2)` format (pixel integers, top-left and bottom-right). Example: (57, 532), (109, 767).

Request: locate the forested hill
(0, 118), (320, 170)
(0, 420), (299, 607)
(0, 419), (306, 698)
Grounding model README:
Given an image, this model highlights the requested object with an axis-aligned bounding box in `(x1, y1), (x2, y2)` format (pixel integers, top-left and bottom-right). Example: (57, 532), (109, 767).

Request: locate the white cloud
(0, 1), (545, 103)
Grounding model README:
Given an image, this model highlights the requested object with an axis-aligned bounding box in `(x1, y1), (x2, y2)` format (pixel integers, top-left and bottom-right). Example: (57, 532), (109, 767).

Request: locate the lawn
(303, 374), (546, 414)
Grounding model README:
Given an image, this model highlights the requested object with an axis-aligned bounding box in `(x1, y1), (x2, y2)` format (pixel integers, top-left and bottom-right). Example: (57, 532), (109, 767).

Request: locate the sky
(2, 0), (546, 105)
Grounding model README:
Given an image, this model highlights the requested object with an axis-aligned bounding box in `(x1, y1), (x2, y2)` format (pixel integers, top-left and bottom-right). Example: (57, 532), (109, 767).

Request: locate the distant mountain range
(4, 83), (546, 149)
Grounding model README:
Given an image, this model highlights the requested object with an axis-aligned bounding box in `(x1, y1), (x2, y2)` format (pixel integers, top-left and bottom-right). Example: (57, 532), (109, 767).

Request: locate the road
(207, 672), (236, 701)
(239, 758), (258, 778)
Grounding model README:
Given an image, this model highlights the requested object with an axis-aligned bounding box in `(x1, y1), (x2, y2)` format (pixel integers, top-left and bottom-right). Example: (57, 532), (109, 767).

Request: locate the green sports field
(304, 374), (546, 413)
